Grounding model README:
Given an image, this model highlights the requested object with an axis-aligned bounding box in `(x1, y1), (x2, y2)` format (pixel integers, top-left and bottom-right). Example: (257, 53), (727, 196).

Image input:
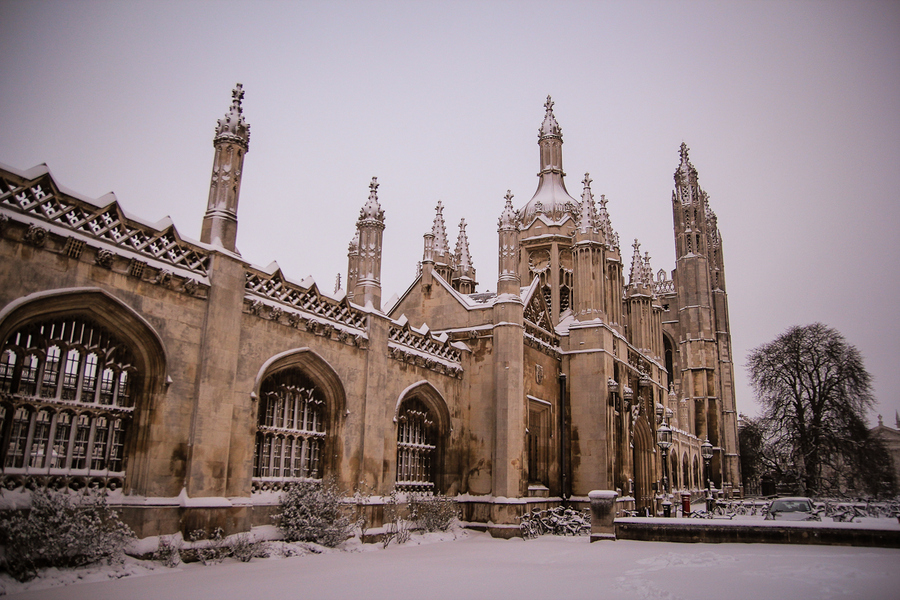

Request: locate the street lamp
(656, 420), (673, 494)
(701, 437), (714, 515)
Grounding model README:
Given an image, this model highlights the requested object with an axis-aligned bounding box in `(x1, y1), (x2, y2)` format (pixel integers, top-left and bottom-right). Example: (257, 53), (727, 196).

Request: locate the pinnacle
(539, 95), (562, 138)
(215, 83), (250, 148)
(358, 176), (384, 222)
(431, 201), (449, 255)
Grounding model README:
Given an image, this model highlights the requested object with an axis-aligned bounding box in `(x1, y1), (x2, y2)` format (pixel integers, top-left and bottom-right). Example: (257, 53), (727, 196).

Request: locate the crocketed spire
(628, 239), (644, 286)
(214, 84), (250, 149)
(359, 177), (384, 221)
(577, 173), (597, 232)
(498, 190), (517, 230)
(596, 194), (619, 250)
(431, 201), (450, 257)
(455, 218), (473, 274)
(539, 95), (562, 138)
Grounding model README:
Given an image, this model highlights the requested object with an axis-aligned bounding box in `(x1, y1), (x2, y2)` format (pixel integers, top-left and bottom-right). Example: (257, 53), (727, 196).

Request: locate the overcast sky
(1, 0), (898, 425)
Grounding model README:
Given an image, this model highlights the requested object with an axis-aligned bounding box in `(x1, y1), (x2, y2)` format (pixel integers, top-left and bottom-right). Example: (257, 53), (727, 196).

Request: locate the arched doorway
(632, 417), (654, 513)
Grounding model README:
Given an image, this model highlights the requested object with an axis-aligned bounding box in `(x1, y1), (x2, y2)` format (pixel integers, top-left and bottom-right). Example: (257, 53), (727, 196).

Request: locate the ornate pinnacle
(539, 95), (562, 138)
(577, 173), (596, 230)
(215, 83), (250, 149)
(498, 190), (517, 229)
(431, 201), (449, 255)
(359, 176), (384, 222)
(628, 239), (643, 286)
(455, 218), (473, 272)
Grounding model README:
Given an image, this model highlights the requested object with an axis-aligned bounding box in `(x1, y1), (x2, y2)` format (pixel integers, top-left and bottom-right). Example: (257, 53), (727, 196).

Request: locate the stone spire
(497, 190), (520, 295)
(430, 201), (452, 282)
(520, 96), (578, 224)
(628, 239), (644, 287)
(452, 218), (477, 294)
(577, 173), (597, 233)
(201, 84), (250, 252)
(538, 95), (562, 138)
(596, 193), (619, 250)
(352, 177), (385, 309)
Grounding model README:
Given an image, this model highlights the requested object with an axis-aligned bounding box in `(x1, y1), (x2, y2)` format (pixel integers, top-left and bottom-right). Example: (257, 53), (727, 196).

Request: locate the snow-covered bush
(187, 528), (228, 565)
(274, 479), (351, 547)
(408, 492), (458, 532)
(382, 490), (411, 548)
(0, 488), (134, 581)
(520, 506), (590, 539)
(154, 534), (182, 568)
(230, 532), (267, 562)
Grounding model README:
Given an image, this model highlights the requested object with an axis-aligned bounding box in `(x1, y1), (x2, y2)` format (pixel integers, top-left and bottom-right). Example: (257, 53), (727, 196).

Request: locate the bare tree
(747, 323), (893, 496)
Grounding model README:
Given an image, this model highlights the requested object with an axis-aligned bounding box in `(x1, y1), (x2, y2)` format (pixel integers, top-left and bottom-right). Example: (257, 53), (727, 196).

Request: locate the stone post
(589, 490), (618, 542)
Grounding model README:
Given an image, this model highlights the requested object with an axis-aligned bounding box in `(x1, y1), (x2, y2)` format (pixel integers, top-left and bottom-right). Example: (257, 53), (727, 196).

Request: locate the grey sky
(1, 0), (898, 425)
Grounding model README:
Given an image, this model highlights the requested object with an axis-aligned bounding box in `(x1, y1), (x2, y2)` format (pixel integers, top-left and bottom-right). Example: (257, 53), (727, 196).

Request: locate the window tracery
(253, 369), (326, 487)
(396, 398), (436, 490)
(0, 317), (137, 489)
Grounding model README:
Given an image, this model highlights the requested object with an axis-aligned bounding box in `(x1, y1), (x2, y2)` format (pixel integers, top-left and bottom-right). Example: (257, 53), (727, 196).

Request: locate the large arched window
(0, 317), (138, 489)
(253, 368), (326, 484)
(395, 398), (437, 491)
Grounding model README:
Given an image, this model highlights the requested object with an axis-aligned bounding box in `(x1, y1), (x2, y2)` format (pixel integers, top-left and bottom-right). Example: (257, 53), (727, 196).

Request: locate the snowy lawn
(3, 528), (899, 599)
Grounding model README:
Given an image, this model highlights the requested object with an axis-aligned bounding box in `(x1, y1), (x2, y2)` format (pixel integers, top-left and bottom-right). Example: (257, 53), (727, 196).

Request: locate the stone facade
(0, 88), (740, 537)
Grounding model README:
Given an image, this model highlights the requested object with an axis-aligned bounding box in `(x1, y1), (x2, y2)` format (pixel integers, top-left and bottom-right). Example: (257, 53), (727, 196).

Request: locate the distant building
(871, 413), (900, 489)
(0, 87), (740, 537)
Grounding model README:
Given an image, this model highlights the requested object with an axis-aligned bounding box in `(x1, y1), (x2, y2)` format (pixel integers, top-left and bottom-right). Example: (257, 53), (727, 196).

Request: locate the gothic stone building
(0, 87), (740, 537)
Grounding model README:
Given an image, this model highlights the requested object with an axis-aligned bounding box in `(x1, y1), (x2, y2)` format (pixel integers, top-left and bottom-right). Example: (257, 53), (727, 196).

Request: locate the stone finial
(578, 173), (596, 231)
(498, 190), (517, 230)
(215, 83), (250, 149)
(348, 231), (359, 253)
(643, 251), (653, 288)
(539, 95), (562, 138)
(431, 201), (449, 256)
(455, 218), (473, 273)
(628, 239), (643, 286)
(334, 273), (341, 293)
(359, 177), (384, 221)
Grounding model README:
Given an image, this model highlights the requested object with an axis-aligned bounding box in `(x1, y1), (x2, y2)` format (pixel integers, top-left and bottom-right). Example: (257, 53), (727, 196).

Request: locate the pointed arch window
(396, 398), (437, 490)
(0, 316), (139, 488)
(253, 368), (327, 484)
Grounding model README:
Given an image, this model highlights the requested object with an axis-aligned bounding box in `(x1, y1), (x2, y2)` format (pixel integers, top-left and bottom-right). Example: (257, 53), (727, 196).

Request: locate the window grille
(64, 237), (85, 259)
(0, 316), (138, 488)
(396, 399), (436, 490)
(253, 369), (326, 486)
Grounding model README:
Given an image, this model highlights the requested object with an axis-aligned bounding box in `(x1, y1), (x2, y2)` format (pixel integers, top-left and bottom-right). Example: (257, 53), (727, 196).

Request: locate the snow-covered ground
(3, 526), (898, 600)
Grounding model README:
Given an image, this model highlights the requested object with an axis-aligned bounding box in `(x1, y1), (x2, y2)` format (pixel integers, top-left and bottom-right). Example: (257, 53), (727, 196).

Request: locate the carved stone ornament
(269, 306), (283, 321)
(96, 248), (115, 269)
(0, 213), (8, 234)
(155, 269), (173, 286)
(183, 278), (198, 295)
(24, 224), (47, 247)
(248, 299), (263, 315)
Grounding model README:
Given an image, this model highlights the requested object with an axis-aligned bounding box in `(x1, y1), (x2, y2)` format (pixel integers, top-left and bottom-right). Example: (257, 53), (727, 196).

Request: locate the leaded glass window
(396, 398), (436, 490)
(0, 316), (138, 487)
(253, 369), (326, 485)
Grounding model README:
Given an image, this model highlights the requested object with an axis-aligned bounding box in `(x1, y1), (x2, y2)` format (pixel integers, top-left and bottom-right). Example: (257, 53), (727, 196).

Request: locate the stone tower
(668, 143), (740, 489)
(201, 84), (250, 252)
(517, 96), (579, 324)
(352, 177), (385, 309)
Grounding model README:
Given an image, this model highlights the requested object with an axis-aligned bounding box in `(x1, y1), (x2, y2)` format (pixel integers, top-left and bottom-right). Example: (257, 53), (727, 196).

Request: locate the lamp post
(656, 421), (673, 494)
(701, 437), (714, 516)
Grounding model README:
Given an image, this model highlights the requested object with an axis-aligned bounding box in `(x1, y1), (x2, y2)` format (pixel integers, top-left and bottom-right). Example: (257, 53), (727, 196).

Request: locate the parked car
(764, 497), (821, 521)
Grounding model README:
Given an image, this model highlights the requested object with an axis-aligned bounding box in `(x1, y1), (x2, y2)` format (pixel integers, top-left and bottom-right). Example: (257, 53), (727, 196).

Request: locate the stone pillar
(589, 490), (618, 542)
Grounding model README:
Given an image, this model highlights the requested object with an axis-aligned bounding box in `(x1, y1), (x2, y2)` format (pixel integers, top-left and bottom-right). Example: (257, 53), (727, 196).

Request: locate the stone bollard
(589, 490), (618, 542)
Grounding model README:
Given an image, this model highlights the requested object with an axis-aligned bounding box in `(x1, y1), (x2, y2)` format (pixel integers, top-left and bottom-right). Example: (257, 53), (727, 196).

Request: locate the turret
(352, 177), (385, 310)
(572, 174), (606, 321)
(497, 191), (520, 296)
(201, 84), (250, 252)
(520, 96), (578, 225)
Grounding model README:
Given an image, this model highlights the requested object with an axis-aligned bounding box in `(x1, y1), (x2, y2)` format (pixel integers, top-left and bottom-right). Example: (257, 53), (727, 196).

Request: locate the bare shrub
(0, 489), (134, 582)
(154, 535), (182, 568)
